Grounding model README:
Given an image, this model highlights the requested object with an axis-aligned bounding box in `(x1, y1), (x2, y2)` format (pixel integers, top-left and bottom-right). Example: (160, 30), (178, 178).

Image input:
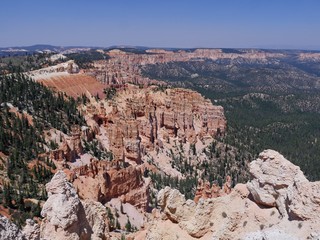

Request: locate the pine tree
(125, 219), (132, 232)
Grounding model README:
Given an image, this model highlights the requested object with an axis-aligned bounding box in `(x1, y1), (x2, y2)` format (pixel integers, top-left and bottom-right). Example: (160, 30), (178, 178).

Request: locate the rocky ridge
(87, 49), (283, 85)
(1, 150), (320, 239)
(144, 150), (320, 240)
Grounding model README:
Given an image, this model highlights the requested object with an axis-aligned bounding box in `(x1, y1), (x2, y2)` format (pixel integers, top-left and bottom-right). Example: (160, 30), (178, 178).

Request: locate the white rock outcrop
(40, 170), (91, 240)
(247, 149), (320, 220)
(40, 170), (110, 240)
(0, 216), (24, 240)
(82, 200), (110, 240)
(149, 150), (320, 240)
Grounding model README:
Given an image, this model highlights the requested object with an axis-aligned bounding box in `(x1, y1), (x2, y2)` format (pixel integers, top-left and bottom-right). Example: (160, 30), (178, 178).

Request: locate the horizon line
(1, 43), (320, 52)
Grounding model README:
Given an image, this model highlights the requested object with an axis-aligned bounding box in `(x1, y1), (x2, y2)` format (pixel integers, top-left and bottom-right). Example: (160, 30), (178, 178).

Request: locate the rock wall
(86, 86), (226, 164)
(71, 160), (149, 210)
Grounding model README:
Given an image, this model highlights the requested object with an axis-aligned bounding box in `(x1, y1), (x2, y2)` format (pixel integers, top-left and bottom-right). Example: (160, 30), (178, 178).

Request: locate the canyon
(47, 83), (227, 211)
(1, 47), (320, 239)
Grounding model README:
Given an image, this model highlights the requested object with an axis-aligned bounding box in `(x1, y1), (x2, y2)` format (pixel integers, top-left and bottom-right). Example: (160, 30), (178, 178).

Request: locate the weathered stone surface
(247, 149), (320, 220)
(247, 149), (307, 208)
(86, 86), (226, 164)
(22, 219), (40, 240)
(0, 216), (24, 240)
(287, 180), (320, 221)
(40, 170), (92, 240)
(82, 200), (110, 240)
(151, 150), (320, 239)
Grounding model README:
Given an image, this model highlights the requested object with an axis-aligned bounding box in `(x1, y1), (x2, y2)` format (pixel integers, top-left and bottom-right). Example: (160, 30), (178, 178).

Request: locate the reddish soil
(39, 74), (106, 98)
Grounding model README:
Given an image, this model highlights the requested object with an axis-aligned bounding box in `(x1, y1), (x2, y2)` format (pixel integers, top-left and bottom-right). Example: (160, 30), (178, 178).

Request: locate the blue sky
(1, 0), (320, 49)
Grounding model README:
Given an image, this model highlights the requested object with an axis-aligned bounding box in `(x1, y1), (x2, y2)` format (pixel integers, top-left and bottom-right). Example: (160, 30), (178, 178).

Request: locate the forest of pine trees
(0, 73), (85, 226)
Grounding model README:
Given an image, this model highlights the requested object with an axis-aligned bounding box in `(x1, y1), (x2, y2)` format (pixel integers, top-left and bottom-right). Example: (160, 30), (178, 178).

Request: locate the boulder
(247, 149), (320, 221)
(40, 170), (92, 240)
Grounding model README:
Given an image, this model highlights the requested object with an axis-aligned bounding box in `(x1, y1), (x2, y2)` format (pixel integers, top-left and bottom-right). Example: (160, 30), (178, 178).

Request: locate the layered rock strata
(71, 161), (149, 209)
(86, 86), (226, 164)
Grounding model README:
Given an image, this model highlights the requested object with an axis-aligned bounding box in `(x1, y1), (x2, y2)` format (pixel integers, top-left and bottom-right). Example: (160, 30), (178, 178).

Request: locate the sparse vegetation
(84, 139), (113, 160)
(0, 52), (61, 74)
(125, 218), (132, 232)
(104, 87), (117, 100)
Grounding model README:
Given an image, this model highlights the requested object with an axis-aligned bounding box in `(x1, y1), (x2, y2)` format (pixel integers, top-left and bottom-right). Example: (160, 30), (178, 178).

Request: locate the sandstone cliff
(84, 85), (226, 165)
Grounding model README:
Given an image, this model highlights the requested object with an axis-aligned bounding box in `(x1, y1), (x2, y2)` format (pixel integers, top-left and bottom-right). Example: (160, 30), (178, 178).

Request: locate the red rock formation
(49, 125), (83, 162)
(84, 86), (226, 165)
(194, 176), (231, 203)
(70, 160), (149, 210)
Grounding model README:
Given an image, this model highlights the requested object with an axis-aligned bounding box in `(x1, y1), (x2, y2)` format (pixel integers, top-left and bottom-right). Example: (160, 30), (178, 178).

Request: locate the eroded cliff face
(71, 160), (149, 209)
(84, 85), (226, 164)
(58, 85), (225, 211)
